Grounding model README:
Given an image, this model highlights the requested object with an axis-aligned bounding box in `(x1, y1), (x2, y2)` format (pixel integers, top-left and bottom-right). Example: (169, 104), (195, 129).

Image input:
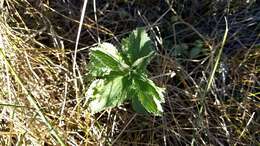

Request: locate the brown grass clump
(0, 0), (259, 145)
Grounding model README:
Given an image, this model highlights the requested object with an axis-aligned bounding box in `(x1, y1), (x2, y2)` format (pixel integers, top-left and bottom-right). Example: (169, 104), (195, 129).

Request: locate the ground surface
(0, 0), (259, 145)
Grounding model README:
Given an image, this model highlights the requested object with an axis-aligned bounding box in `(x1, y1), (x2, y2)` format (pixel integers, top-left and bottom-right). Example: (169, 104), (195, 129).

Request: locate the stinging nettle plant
(86, 28), (165, 116)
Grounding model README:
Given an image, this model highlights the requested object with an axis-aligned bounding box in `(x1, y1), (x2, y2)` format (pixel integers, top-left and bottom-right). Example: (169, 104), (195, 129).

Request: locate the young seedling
(86, 28), (165, 116)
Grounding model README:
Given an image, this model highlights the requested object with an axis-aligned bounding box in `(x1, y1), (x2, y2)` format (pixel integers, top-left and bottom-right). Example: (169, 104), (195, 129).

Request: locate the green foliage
(189, 40), (204, 58)
(164, 39), (206, 61)
(86, 28), (165, 116)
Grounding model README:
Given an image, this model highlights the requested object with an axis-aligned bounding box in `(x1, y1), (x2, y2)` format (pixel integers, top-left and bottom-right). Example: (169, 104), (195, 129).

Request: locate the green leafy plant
(163, 39), (207, 61)
(86, 28), (165, 116)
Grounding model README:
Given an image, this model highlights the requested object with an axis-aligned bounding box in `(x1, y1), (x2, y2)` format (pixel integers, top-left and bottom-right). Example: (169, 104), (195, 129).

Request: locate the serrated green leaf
(136, 88), (163, 116)
(145, 78), (165, 102)
(87, 75), (131, 114)
(131, 51), (155, 71)
(133, 76), (164, 116)
(130, 90), (148, 114)
(134, 75), (165, 102)
(90, 43), (128, 73)
(121, 28), (154, 64)
(88, 55), (111, 77)
(91, 42), (121, 60)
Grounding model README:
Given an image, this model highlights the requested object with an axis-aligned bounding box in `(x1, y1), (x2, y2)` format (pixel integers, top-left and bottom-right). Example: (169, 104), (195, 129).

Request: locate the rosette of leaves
(86, 28), (165, 116)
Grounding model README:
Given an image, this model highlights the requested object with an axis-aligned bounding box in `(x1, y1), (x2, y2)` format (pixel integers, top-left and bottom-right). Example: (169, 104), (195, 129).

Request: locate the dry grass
(0, 0), (259, 145)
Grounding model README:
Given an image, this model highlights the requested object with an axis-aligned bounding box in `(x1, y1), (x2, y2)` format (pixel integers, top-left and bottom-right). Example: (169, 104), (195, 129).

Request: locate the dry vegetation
(0, 0), (259, 145)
